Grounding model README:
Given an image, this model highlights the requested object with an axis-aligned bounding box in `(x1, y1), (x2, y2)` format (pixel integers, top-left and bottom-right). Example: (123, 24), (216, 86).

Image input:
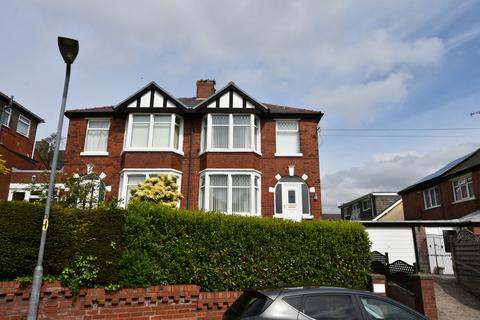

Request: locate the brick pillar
(368, 273), (386, 296)
(410, 273), (438, 320)
(414, 226), (431, 273)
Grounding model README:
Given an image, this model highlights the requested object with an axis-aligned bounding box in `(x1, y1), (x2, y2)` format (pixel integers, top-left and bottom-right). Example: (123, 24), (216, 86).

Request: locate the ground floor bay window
(199, 170), (261, 216)
(119, 169), (182, 207)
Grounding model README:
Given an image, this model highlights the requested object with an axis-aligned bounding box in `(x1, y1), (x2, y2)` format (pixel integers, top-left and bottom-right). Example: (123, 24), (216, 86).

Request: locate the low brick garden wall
(0, 281), (241, 320)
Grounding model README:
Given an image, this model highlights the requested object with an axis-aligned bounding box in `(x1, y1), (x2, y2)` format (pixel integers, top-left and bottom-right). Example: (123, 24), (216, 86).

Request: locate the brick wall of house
(63, 115), (323, 218)
(0, 282), (240, 320)
(402, 168), (480, 220)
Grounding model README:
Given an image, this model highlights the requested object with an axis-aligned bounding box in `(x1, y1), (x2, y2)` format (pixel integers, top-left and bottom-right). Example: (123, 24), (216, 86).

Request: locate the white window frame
(452, 175), (475, 203)
(81, 118), (110, 156)
(200, 114), (261, 155)
(1, 107), (11, 127)
(119, 168), (182, 208)
(124, 114), (184, 155)
(16, 114), (31, 137)
(362, 199), (371, 211)
(423, 186), (441, 209)
(274, 119), (302, 157)
(198, 169), (261, 216)
(8, 183), (64, 202)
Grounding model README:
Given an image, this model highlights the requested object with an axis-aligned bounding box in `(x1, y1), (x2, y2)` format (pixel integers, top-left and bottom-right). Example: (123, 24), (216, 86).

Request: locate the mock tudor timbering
(63, 80), (324, 220)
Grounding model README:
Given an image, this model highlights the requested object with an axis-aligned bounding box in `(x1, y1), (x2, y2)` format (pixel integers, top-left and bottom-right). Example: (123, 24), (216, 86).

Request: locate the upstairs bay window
(200, 114), (261, 153)
(82, 119), (109, 155)
(199, 170), (261, 215)
(125, 114), (183, 153)
(275, 120), (301, 156)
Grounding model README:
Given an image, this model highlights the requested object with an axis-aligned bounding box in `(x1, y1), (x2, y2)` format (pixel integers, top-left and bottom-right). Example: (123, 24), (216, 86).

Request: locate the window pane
(233, 115), (250, 125)
(277, 132), (299, 153)
(212, 115), (229, 125)
(12, 192), (26, 201)
(233, 126), (251, 148)
(303, 295), (359, 320)
(126, 175), (146, 204)
(174, 120), (181, 149)
(213, 126), (229, 148)
(132, 115), (150, 123)
(131, 123), (149, 147)
(17, 119), (29, 136)
(288, 190), (296, 204)
(232, 175), (251, 213)
(360, 296), (421, 320)
(277, 120), (298, 131)
(85, 129), (108, 152)
(1, 108), (10, 126)
(209, 175), (228, 212)
(152, 122), (170, 147)
(202, 117), (207, 150)
(254, 118), (259, 151)
(88, 120), (109, 129)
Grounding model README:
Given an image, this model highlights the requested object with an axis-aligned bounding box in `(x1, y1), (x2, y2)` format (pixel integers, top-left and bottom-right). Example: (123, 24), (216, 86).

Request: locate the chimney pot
(196, 79), (216, 99)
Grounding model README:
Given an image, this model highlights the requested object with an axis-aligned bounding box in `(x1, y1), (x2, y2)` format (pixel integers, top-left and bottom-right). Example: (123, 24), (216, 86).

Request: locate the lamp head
(58, 37), (79, 64)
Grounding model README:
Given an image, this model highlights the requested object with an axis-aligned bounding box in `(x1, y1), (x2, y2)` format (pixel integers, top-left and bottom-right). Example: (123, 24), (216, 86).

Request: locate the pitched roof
(338, 192), (400, 208)
(0, 91), (44, 123)
(399, 148), (480, 194)
(65, 81), (324, 119)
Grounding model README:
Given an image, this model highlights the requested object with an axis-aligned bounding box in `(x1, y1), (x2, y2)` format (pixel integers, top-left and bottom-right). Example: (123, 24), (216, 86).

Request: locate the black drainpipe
(186, 118), (194, 209)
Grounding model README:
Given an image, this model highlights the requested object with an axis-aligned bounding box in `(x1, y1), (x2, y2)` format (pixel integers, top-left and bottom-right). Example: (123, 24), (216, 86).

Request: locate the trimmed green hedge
(120, 202), (371, 291)
(0, 201), (124, 283)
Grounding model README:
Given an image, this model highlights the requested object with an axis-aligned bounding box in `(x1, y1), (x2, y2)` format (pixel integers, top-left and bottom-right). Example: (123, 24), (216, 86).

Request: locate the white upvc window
(200, 114), (261, 154)
(452, 176), (474, 202)
(198, 170), (261, 216)
(16, 114), (31, 137)
(362, 199), (371, 211)
(1, 107), (11, 127)
(82, 119), (109, 155)
(125, 114), (184, 154)
(423, 186), (441, 209)
(119, 169), (182, 207)
(275, 120), (301, 156)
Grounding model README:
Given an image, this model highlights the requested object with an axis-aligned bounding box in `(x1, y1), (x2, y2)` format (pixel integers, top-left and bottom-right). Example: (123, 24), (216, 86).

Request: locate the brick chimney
(196, 79), (216, 99)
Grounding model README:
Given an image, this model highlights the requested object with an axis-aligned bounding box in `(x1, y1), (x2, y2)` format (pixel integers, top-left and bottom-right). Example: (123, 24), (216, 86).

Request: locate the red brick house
(64, 80), (323, 220)
(0, 91), (45, 200)
(399, 148), (480, 220)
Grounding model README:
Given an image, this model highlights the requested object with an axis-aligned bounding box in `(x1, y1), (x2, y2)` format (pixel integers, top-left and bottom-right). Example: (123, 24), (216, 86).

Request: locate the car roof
(246, 286), (373, 300)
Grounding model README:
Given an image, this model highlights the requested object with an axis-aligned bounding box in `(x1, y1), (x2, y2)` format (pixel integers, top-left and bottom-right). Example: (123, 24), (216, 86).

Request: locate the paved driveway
(434, 276), (480, 320)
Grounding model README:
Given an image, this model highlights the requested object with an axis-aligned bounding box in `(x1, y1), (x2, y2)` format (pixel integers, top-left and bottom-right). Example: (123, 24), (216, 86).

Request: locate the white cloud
(321, 143), (479, 214)
(310, 73), (411, 122)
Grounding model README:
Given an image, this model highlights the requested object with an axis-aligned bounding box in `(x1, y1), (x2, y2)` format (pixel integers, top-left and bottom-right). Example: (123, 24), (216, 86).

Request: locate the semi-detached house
(64, 80), (324, 221)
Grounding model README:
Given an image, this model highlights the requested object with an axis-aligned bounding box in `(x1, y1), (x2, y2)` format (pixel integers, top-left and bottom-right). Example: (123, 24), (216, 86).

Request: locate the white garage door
(366, 227), (416, 265)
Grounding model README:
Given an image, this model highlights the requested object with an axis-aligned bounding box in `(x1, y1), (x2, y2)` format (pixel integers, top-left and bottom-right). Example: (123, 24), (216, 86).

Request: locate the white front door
(282, 183), (303, 221)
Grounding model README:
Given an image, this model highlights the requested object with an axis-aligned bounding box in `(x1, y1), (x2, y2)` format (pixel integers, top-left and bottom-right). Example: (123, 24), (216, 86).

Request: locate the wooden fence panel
(451, 229), (480, 298)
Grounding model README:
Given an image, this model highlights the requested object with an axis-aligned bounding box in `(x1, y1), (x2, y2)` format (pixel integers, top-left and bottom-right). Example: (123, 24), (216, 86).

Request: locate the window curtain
(85, 120), (109, 152)
(232, 175), (250, 213)
(277, 121), (299, 154)
(233, 115), (251, 149)
(212, 115), (229, 148)
(152, 115), (171, 147)
(131, 115), (150, 147)
(209, 175), (228, 212)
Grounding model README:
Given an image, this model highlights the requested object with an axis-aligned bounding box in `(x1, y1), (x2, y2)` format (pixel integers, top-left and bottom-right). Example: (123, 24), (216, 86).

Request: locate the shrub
(120, 202), (371, 291)
(129, 176), (182, 207)
(0, 201), (124, 283)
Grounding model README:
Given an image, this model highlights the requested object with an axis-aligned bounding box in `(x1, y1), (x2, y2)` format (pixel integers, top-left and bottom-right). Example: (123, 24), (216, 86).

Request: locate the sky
(1, 0), (480, 214)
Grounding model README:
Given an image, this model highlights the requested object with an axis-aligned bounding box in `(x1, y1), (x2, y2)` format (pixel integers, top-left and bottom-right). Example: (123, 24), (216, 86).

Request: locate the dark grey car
(223, 286), (428, 320)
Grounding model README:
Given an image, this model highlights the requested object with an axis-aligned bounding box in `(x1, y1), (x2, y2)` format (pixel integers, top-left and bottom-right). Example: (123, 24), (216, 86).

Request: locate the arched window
(274, 176), (311, 221)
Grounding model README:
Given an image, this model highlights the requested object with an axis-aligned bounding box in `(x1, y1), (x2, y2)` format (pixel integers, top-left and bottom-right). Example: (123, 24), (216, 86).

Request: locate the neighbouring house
(0, 91), (46, 200)
(63, 80), (323, 220)
(399, 148), (480, 221)
(339, 192), (401, 220)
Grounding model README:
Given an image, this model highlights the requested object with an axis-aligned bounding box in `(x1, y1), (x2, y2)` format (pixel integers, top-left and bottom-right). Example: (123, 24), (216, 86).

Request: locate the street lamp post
(27, 36), (79, 320)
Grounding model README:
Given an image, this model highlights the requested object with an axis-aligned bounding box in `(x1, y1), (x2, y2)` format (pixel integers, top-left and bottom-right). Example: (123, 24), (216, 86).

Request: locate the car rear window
(224, 291), (273, 319)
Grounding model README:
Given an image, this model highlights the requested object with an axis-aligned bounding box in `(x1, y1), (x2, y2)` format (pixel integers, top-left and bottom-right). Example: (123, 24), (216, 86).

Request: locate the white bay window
(125, 114), (183, 153)
(199, 170), (261, 215)
(201, 114), (261, 153)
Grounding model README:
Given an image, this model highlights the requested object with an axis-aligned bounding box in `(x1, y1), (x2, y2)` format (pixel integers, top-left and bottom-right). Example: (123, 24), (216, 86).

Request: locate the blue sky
(1, 1), (480, 213)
